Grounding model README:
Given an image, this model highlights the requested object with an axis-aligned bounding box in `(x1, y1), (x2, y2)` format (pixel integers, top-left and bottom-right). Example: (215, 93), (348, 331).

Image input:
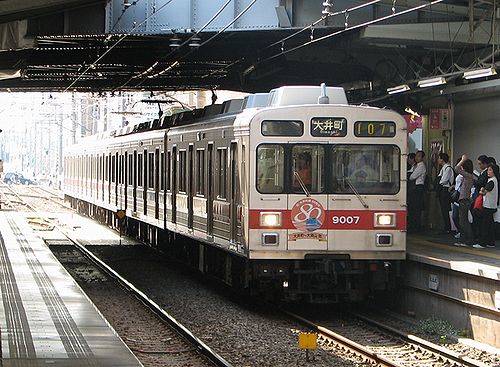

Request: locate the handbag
(473, 195), (483, 210)
(450, 189), (460, 203)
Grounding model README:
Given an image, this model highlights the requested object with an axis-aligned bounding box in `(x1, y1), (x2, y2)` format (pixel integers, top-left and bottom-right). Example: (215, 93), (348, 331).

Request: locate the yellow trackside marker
(299, 333), (317, 361)
(299, 332), (317, 349)
(116, 209), (126, 220)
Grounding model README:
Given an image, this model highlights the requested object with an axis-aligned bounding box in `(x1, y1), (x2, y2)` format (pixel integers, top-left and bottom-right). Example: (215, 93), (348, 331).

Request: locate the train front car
(247, 87), (406, 302)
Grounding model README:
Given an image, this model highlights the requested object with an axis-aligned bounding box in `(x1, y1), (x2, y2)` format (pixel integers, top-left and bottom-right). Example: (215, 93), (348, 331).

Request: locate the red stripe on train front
(249, 210), (406, 230)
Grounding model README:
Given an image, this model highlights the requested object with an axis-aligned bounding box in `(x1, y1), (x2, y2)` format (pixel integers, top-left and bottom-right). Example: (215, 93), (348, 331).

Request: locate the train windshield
(256, 144), (400, 194)
(331, 145), (400, 194)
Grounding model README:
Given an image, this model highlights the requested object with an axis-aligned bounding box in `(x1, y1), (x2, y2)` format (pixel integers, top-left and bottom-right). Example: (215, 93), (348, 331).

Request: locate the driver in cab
(293, 152), (312, 190)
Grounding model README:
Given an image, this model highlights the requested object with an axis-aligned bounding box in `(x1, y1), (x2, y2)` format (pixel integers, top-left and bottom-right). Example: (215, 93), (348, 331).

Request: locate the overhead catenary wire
(257, 0), (446, 65)
(114, 0), (256, 91)
(200, 0), (447, 82)
(129, 0), (259, 89)
(63, 0), (178, 92)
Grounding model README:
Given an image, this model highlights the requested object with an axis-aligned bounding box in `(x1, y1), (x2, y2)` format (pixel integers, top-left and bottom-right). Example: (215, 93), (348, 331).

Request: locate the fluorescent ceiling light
(417, 76), (447, 88)
(387, 84), (410, 94)
(463, 67), (497, 80)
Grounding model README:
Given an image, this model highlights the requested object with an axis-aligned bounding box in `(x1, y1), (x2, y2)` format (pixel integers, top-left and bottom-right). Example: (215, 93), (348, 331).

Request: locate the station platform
(0, 211), (142, 366)
(407, 233), (500, 281)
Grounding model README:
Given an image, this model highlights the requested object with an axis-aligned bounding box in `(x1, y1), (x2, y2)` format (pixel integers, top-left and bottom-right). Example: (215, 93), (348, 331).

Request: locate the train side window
(166, 151), (171, 191)
(196, 149), (205, 196)
(179, 150), (187, 193)
(143, 150), (148, 189)
(148, 152), (154, 189)
(160, 152), (165, 191)
(261, 120), (303, 136)
(217, 148), (227, 199)
(108, 154), (111, 182)
(101, 156), (104, 182)
(120, 154), (124, 184)
(128, 153), (133, 185)
(256, 145), (284, 194)
(137, 153), (143, 187)
(111, 155), (116, 183)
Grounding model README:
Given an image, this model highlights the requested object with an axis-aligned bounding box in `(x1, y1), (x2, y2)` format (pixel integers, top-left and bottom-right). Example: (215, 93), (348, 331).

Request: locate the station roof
(0, 0), (498, 102)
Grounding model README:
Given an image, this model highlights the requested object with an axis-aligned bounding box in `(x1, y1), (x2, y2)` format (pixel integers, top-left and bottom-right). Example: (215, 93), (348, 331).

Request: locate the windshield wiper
(294, 171), (310, 197)
(344, 177), (369, 208)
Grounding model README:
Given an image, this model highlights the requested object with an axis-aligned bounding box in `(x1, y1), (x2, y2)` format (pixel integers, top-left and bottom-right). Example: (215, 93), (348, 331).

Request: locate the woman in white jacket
(475, 164), (500, 248)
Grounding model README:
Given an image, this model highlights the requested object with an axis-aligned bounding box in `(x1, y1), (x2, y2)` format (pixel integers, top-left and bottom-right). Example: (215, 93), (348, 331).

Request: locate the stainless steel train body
(64, 86), (407, 302)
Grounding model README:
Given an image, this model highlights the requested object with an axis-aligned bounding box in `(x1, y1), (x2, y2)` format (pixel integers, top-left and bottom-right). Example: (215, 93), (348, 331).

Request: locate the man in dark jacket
(472, 155), (489, 238)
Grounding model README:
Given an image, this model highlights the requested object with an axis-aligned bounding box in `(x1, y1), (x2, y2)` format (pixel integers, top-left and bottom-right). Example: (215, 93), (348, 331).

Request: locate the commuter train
(64, 85), (407, 302)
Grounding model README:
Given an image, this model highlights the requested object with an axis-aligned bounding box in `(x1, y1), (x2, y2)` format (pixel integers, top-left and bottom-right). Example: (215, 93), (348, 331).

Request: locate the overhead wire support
(257, 0), (446, 65)
(63, 0), (178, 92)
(130, 0), (259, 89)
(263, 0), (382, 53)
(199, 0), (383, 81)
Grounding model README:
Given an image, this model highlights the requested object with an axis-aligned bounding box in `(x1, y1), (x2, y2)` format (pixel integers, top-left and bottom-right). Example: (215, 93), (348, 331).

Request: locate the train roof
(71, 85), (402, 146)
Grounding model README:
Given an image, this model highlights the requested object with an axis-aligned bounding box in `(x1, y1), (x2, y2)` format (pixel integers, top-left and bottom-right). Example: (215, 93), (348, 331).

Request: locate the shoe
(454, 233), (461, 239)
(473, 244), (485, 249)
(486, 245), (495, 248)
(453, 242), (467, 247)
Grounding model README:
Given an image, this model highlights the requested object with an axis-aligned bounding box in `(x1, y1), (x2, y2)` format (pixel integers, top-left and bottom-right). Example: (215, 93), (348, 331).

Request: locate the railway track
(2, 183), (498, 367)
(1, 184), (231, 367)
(285, 309), (493, 367)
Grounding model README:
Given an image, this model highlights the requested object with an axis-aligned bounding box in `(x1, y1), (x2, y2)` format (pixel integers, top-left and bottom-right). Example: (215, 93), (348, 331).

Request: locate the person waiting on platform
(408, 150), (426, 233)
(474, 163), (500, 249)
(293, 152), (312, 190)
(453, 155), (475, 247)
(407, 152), (416, 173)
(471, 155), (489, 239)
(436, 153), (455, 234)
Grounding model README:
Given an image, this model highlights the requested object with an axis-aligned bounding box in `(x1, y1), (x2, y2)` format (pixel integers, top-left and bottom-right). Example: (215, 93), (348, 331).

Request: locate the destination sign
(311, 117), (347, 137)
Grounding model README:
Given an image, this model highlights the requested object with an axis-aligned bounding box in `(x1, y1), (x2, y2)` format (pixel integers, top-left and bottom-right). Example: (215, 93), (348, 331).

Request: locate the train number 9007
(332, 215), (360, 225)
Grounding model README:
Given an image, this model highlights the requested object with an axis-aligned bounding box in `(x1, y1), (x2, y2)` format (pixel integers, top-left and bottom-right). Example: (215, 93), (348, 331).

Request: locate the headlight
(260, 212), (281, 227)
(374, 213), (396, 227)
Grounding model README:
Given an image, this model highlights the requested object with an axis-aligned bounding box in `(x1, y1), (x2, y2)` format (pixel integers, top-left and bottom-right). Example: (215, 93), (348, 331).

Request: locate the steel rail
(63, 232), (233, 367)
(5, 185), (233, 367)
(283, 310), (403, 367)
(285, 308), (490, 367)
(351, 312), (491, 367)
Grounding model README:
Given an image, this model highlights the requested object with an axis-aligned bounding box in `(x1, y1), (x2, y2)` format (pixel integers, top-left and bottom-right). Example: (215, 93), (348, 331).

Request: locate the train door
(124, 152), (128, 210)
(133, 150), (137, 212)
(188, 144), (194, 229)
(287, 144), (328, 251)
(143, 149), (148, 216)
(101, 155), (105, 202)
(155, 148), (160, 219)
(230, 142), (239, 244)
(172, 146), (177, 223)
(207, 143), (214, 235)
(107, 153), (111, 204)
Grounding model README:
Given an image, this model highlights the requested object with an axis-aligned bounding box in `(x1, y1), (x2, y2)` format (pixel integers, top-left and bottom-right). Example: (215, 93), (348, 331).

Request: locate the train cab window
(179, 150), (187, 193)
(261, 120), (303, 136)
(256, 145), (284, 194)
(137, 153), (143, 186)
(217, 148), (227, 199)
(148, 152), (154, 189)
(291, 145), (325, 194)
(330, 145), (400, 194)
(196, 149), (205, 196)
